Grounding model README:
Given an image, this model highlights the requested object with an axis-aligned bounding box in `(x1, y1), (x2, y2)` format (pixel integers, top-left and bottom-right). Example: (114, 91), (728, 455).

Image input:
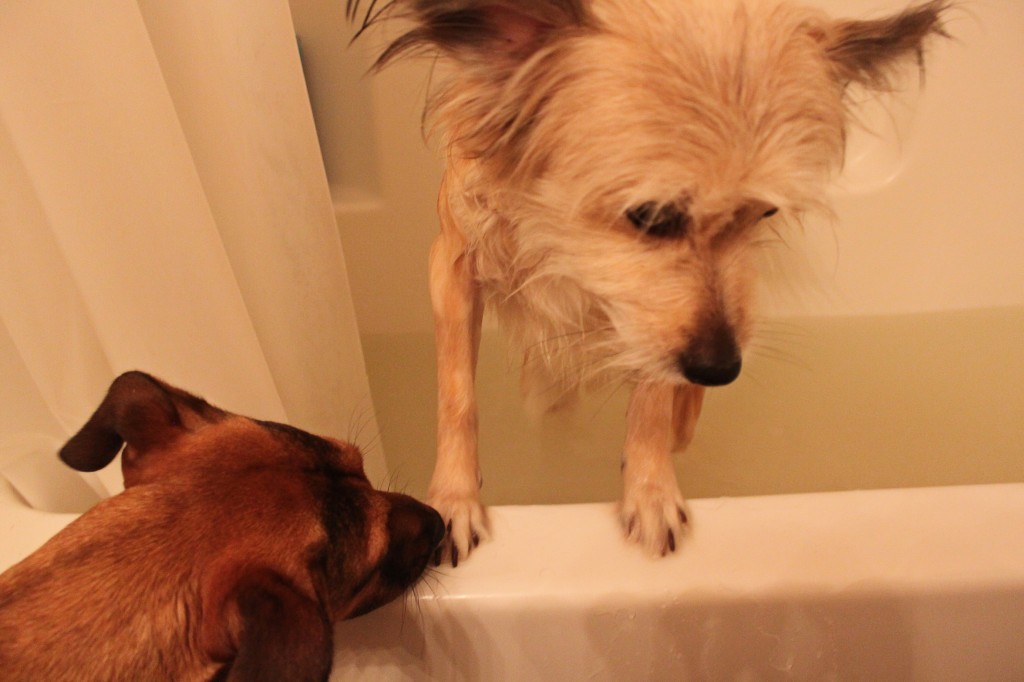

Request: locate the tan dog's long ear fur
(824, 0), (949, 90)
(349, 0), (592, 68)
(206, 568), (333, 682)
(348, 0), (594, 184)
(59, 371), (224, 482)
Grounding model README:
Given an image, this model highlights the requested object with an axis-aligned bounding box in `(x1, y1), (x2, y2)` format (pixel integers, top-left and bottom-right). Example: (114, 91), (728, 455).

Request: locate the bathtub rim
(4, 480), (1021, 600)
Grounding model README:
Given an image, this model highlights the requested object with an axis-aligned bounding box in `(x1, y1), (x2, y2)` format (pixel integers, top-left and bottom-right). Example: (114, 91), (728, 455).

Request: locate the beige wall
(289, 0), (442, 338)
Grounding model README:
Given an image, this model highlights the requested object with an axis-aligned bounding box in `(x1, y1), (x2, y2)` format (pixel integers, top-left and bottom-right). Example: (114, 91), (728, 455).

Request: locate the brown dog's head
(57, 371), (443, 679)
(349, 0), (949, 399)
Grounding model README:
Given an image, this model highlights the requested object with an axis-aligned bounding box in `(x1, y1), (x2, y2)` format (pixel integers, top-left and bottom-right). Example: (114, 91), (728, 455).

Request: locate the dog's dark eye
(625, 202), (689, 238)
(762, 207), (779, 218)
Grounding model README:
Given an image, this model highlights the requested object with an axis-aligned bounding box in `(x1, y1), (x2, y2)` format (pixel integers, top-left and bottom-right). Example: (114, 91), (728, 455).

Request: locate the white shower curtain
(0, 0), (383, 510)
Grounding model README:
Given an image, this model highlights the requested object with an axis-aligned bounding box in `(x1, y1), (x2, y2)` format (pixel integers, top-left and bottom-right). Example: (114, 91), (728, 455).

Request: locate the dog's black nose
(680, 356), (742, 386)
(678, 321), (742, 386)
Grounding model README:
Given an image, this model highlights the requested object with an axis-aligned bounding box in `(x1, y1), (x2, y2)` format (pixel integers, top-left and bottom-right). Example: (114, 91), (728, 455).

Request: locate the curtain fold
(0, 0), (383, 510)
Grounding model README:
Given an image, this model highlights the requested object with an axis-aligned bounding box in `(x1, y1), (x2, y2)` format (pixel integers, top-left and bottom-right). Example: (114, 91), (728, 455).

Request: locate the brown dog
(0, 371), (443, 682)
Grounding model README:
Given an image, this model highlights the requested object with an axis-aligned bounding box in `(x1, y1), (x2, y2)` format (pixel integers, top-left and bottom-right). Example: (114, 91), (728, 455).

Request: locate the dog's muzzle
(382, 494), (446, 583)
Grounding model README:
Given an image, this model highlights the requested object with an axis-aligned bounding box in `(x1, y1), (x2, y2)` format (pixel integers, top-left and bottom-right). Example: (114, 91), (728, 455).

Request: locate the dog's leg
(671, 383), (705, 457)
(427, 190), (488, 567)
(620, 381), (704, 556)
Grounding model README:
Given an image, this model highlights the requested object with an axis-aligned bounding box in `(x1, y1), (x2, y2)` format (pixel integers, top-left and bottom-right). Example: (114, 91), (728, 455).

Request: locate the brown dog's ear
(207, 569), (334, 682)
(59, 371), (224, 475)
(349, 0), (592, 68)
(824, 0), (949, 90)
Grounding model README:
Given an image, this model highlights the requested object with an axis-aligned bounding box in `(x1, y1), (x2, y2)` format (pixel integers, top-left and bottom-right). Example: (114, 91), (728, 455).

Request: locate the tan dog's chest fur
(348, 0), (950, 563)
(0, 372), (443, 681)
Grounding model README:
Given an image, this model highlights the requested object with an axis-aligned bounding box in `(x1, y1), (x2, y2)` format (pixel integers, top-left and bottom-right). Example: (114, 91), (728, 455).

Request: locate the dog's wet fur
(347, 0), (950, 562)
(0, 371), (444, 681)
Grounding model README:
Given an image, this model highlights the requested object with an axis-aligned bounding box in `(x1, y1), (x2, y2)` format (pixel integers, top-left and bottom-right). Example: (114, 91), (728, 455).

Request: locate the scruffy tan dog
(0, 372), (443, 681)
(348, 0), (949, 563)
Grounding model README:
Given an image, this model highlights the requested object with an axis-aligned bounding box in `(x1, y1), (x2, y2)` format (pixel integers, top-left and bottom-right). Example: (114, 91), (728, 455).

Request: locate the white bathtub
(327, 486), (1024, 681)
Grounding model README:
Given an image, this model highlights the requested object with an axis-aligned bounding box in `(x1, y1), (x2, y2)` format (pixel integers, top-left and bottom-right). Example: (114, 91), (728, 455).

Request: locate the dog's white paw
(619, 482), (689, 557)
(427, 493), (490, 567)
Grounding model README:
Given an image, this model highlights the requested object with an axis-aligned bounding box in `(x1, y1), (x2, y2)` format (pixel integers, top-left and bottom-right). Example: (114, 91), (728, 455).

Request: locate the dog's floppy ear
(823, 0), (949, 90)
(205, 568), (334, 682)
(59, 371), (224, 477)
(349, 0), (592, 68)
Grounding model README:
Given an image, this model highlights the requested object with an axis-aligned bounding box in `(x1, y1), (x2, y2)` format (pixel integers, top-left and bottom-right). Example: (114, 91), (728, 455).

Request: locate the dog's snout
(678, 322), (742, 387)
(381, 495), (446, 582)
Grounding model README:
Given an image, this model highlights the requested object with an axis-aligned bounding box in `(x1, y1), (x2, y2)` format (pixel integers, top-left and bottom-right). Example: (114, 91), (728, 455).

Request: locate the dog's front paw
(427, 493), (490, 567)
(619, 482), (689, 557)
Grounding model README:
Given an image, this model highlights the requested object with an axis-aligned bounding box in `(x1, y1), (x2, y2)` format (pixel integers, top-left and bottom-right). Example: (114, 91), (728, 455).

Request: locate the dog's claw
(619, 482), (690, 557)
(427, 493), (490, 567)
